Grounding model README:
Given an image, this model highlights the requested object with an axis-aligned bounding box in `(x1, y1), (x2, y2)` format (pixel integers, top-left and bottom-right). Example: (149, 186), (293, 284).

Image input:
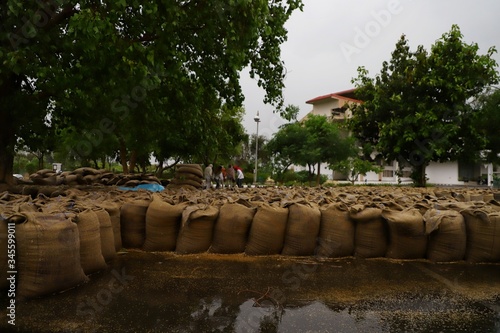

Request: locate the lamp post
(253, 111), (260, 185)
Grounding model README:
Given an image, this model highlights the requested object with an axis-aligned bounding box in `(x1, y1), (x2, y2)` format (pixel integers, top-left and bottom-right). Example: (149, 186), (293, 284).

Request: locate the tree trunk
(0, 147), (15, 188)
(307, 164), (313, 186)
(0, 112), (16, 187)
(156, 160), (164, 179)
(38, 152), (44, 170)
(101, 156), (107, 170)
(413, 162), (428, 187)
(0, 78), (17, 187)
(129, 150), (137, 174)
(316, 162), (321, 186)
(119, 138), (129, 174)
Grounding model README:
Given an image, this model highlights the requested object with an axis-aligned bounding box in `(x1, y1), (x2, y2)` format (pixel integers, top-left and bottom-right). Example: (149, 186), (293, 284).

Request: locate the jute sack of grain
(454, 192), (471, 202)
(483, 193), (494, 202)
(469, 193), (484, 202)
(143, 195), (189, 251)
(0, 210), (9, 291)
(350, 205), (388, 258)
(209, 203), (256, 254)
(281, 203), (321, 256)
(175, 204), (219, 254)
(120, 200), (150, 248)
(10, 212), (88, 299)
(97, 201), (122, 251)
(174, 172), (203, 185)
(433, 201), (474, 213)
(73, 209), (107, 274)
(423, 209), (466, 262)
(177, 164), (204, 178)
(245, 203), (289, 256)
(93, 207), (116, 262)
(317, 203), (354, 258)
(382, 208), (427, 259)
(462, 209), (500, 263)
(169, 178), (203, 188)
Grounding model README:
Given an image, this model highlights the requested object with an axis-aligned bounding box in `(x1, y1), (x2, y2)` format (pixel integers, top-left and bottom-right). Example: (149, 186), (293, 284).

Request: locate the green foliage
(281, 170), (327, 186)
(266, 115), (352, 185)
(0, 0), (303, 184)
(332, 157), (382, 184)
(350, 25), (499, 187)
(474, 88), (500, 164)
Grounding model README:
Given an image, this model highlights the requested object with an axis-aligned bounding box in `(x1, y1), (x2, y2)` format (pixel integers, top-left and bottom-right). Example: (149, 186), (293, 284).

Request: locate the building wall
(309, 100), (339, 117)
(426, 161), (464, 185)
(302, 92), (493, 186)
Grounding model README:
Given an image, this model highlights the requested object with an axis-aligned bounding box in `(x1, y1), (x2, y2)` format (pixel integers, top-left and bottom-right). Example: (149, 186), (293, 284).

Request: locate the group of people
(203, 164), (244, 189)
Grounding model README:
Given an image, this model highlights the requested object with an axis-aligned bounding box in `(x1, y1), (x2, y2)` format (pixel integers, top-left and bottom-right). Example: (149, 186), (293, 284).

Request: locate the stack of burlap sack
(1, 185), (499, 300)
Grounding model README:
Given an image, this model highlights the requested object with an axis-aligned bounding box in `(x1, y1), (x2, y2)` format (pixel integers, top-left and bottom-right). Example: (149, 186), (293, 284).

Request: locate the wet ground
(1, 251), (499, 333)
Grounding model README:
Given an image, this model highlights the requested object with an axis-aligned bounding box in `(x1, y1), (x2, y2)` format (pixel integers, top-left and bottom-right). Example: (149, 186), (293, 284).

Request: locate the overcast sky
(240, 0), (500, 138)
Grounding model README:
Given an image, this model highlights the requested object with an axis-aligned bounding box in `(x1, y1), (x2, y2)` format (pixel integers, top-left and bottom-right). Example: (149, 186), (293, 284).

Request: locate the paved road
(2, 251), (500, 333)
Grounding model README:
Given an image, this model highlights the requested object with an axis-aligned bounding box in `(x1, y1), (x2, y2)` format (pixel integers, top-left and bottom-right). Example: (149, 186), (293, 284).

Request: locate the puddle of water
(1, 252), (499, 333)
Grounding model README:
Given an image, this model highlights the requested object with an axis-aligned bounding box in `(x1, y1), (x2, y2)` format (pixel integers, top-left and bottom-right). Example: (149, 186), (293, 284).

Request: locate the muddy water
(2, 251), (499, 333)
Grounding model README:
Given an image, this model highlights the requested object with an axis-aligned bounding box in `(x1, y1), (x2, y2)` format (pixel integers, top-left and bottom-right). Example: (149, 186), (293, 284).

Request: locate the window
(458, 161), (480, 182)
(401, 170), (412, 178)
(383, 170), (394, 178)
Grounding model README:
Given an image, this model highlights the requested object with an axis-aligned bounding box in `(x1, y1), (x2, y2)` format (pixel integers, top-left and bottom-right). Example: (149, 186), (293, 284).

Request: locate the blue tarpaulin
(118, 183), (165, 192)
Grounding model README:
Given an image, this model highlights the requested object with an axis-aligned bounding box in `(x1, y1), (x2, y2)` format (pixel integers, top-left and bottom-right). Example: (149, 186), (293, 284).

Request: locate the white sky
(240, 0), (500, 138)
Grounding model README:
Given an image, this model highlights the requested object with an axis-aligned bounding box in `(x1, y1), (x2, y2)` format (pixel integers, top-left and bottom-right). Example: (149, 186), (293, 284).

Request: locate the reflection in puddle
(3, 253), (499, 333)
(192, 297), (500, 333)
(235, 300), (377, 333)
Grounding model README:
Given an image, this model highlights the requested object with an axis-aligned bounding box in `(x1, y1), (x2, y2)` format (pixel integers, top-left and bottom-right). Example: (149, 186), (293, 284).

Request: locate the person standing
(236, 167), (244, 188)
(221, 165), (226, 188)
(214, 165), (223, 189)
(204, 164), (213, 190)
(226, 165), (235, 188)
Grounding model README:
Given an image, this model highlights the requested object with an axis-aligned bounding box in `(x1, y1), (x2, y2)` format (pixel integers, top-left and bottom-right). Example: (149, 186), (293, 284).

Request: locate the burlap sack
(462, 209), (500, 263)
(144, 195), (188, 251)
(210, 203), (256, 254)
(317, 203), (354, 258)
(469, 193), (484, 202)
(281, 203), (321, 256)
(434, 201), (473, 213)
(350, 205), (388, 258)
(0, 211), (8, 290)
(412, 202), (431, 216)
(12, 212), (88, 299)
(175, 204), (219, 254)
(120, 200), (150, 248)
(175, 172), (203, 184)
(177, 164), (204, 178)
(245, 204), (289, 255)
(73, 209), (107, 274)
(98, 201), (122, 251)
(424, 209), (466, 262)
(382, 208), (427, 259)
(93, 207), (116, 262)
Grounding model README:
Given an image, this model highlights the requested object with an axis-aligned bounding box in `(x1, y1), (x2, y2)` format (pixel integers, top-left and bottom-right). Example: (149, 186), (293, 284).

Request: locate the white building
(301, 89), (494, 186)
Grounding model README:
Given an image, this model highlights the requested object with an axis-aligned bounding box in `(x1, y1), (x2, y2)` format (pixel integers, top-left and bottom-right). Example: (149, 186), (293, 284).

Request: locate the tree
(190, 104), (248, 167)
(350, 25), (499, 187)
(266, 121), (306, 183)
(474, 88), (500, 165)
(0, 1), (303, 186)
(332, 156), (382, 185)
(267, 114), (352, 186)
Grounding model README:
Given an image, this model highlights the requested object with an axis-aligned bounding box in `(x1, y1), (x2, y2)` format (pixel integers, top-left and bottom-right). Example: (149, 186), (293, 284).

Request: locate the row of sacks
(23, 167), (162, 187)
(0, 196), (122, 299)
(134, 194), (500, 264)
(1, 187), (500, 299)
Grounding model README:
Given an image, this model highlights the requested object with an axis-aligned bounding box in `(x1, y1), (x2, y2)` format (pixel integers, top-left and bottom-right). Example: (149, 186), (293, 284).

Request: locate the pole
(253, 111), (260, 185)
